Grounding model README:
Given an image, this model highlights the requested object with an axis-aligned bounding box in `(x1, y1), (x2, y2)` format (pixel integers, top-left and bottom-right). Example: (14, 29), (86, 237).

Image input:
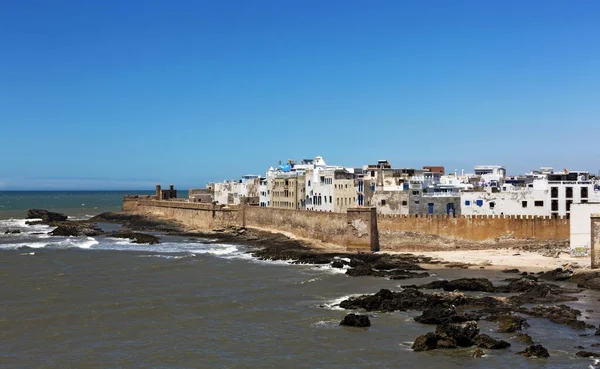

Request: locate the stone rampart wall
(122, 199), (569, 250)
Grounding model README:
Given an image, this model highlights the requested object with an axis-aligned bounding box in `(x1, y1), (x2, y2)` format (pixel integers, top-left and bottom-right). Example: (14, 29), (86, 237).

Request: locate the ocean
(0, 191), (599, 368)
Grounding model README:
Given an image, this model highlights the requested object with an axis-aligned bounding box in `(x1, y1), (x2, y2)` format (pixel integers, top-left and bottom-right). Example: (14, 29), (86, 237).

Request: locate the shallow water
(1, 221), (599, 368)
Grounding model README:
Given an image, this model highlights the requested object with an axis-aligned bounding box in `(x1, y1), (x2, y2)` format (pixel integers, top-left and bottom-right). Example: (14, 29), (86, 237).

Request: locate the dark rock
(331, 260), (345, 269)
(576, 351), (600, 358)
(517, 344), (550, 358)
(420, 280), (449, 290)
(539, 267), (573, 281)
(49, 224), (102, 237)
(4, 229), (21, 234)
(26, 209), (68, 223)
(575, 345), (585, 349)
(494, 314), (528, 333)
(570, 272), (600, 291)
(591, 343), (600, 347)
(472, 348), (485, 357)
(502, 269), (520, 273)
(521, 305), (589, 329)
(49, 225), (81, 237)
(415, 306), (480, 325)
(412, 332), (438, 351)
(504, 279), (580, 305)
(339, 313), (370, 327)
(435, 321), (480, 347)
(110, 231), (160, 244)
(511, 333), (534, 345)
(443, 278), (495, 292)
(596, 328), (600, 336)
(340, 288), (429, 312)
(474, 334), (511, 349)
(421, 278), (496, 292)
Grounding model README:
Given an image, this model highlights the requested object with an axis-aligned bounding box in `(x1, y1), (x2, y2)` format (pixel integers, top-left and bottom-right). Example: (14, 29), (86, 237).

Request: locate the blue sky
(1, 0), (599, 190)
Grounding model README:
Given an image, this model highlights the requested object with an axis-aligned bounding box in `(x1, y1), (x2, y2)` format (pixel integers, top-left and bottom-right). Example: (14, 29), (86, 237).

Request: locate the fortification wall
(377, 214), (569, 250)
(244, 206), (348, 245)
(122, 198), (238, 230)
(122, 199), (570, 250)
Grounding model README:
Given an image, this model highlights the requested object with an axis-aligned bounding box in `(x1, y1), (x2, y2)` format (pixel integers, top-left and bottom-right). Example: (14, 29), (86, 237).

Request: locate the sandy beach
(402, 249), (591, 272)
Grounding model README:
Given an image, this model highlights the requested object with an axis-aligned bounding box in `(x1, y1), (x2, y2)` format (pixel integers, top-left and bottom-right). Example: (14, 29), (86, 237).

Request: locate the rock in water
(576, 351), (600, 358)
(4, 229), (21, 234)
(435, 321), (480, 348)
(443, 278), (495, 292)
(517, 344), (550, 358)
(474, 334), (511, 349)
(414, 306), (480, 325)
(511, 333), (534, 345)
(331, 260), (345, 269)
(472, 348), (485, 357)
(412, 332), (438, 351)
(496, 314), (528, 333)
(110, 231), (160, 244)
(26, 209), (68, 223)
(339, 313), (370, 327)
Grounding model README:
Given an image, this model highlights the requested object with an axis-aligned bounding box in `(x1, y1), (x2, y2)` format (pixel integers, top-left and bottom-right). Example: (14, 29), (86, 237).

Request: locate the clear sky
(1, 0), (599, 190)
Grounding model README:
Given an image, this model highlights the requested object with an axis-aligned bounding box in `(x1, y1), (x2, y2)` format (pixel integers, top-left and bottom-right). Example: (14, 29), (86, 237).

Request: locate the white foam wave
(321, 294), (360, 311)
(313, 264), (349, 275)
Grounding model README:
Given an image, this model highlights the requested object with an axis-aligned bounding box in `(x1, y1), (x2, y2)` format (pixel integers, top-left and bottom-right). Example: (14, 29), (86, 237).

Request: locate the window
(566, 200), (572, 212)
(402, 200), (408, 206)
(551, 200), (559, 211)
(308, 180), (311, 187)
(534, 201), (544, 207)
(489, 202), (495, 209)
(582, 187), (589, 198)
(522, 201), (527, 208)
(329, 196), (332, 203)
(371, 185), (375, 191)
(476, 200), (483, 207)
(371, 171), (375, 177)
(381, 200), (386, 206)
(566, 187), (573, 199)
(551, 187), (558, 198)
(465, 200), (471, 206)
(412, 191), (419, 195)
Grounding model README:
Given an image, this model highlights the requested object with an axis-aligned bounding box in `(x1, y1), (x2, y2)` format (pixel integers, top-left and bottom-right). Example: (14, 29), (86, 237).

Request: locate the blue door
(428, 203), (434, 214)
(446, 203), (455, 215)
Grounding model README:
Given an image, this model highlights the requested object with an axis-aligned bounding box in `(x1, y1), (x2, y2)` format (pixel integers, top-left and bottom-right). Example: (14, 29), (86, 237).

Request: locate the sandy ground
(394, 249), (591, 272)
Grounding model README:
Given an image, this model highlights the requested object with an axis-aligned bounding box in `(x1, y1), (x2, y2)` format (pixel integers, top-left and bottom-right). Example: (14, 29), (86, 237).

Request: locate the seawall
(122, 198), (569, 251)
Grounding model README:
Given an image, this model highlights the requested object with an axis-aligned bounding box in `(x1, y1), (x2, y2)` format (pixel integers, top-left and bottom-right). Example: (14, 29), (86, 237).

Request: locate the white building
(461, 168), (600, 217)
(570, 203), (600, 255)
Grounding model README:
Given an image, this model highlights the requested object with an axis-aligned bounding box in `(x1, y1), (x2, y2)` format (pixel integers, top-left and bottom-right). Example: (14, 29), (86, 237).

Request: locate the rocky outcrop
(4, 229), (21, 234)
(26, 209), (68, 223)
(420, 278), (494, 292)
(570, 272), (600, 291)
(473, 334), (510, 349)
(339, 313), (370, 327)
(520, 305), (591, 330)
(576, 351), (600, 358)
(412, 332), (438, 351)
(472, 348), (485, 357)
(49, 224), (102, 237)
(517, 344), (550, 358)
(110, 231), (160, 244)
(414, 306), (480, 325)
(491, 314), (528, 333)
(412, 321), (480, 351)
(539, 267), (573, 281)
(511, 333), (534, 345)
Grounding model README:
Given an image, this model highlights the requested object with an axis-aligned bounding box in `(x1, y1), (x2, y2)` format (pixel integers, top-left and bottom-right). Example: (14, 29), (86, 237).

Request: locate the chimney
(156, 184), (162, 200)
